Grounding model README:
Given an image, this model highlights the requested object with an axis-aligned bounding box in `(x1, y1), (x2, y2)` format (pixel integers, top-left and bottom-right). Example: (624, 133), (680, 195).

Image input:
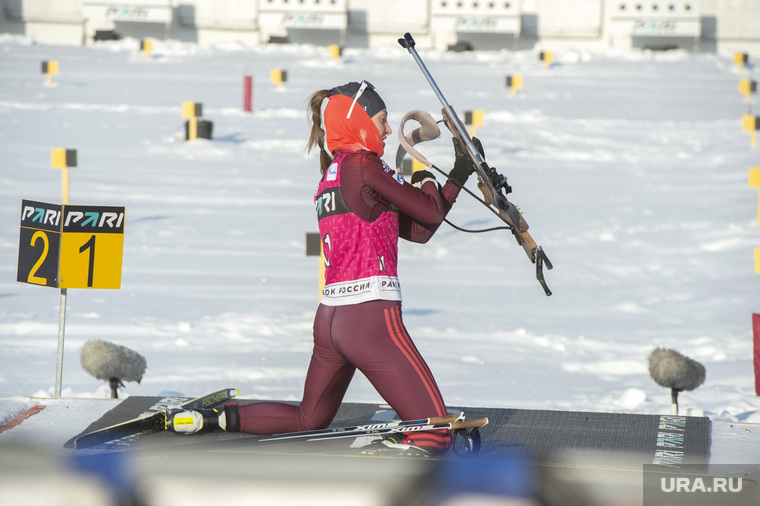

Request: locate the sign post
(17, 200), (125, 396)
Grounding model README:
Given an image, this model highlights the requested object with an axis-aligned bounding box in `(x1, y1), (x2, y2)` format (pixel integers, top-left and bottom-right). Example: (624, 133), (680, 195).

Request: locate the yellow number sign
(17, 200), (125, 289)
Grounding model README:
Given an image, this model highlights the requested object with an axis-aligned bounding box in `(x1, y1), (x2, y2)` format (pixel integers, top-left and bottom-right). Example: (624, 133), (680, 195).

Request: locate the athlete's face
(371, 110), (391, 142)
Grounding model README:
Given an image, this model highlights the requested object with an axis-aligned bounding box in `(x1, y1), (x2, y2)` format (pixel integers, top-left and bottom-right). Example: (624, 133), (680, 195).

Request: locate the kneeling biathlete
(168, 80), (475, 453)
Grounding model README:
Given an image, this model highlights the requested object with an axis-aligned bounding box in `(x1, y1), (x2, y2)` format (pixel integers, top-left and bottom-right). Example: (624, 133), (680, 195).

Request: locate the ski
(259, 412), (488, 443)
(69, 387), (239, 449)
(398, 32), (553, 296)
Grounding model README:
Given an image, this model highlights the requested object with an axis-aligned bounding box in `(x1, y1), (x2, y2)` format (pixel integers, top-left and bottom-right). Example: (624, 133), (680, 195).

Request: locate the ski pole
(259, 411), (465, 442)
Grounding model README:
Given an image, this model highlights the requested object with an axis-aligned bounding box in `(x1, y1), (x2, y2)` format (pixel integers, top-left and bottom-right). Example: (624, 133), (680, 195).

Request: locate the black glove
(448, 137), (483, 186)
(410, 169), (438, 188)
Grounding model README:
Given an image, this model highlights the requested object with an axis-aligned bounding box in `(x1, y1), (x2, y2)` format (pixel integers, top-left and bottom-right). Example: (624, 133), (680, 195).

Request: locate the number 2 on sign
(27, 231), (49, 285)
(79, 235), (96, 287)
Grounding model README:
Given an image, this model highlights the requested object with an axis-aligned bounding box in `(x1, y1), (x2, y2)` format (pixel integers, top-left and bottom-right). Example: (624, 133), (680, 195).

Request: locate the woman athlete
(168, 80), (475, 453)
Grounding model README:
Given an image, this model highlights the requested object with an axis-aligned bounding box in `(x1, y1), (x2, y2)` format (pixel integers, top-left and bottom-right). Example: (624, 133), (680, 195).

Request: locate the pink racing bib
(315, 153), (401, 305)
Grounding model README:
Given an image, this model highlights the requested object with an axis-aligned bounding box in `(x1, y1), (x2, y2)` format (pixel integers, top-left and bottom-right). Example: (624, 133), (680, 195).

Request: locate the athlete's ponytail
(306, 89), (333, 174)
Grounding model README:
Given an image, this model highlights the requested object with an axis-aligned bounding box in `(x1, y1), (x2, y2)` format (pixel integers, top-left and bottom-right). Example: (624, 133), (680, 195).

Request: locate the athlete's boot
(166, 403), (240, 434)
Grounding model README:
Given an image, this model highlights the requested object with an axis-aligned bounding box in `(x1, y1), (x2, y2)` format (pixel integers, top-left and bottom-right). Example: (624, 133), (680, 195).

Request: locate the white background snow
(1, 35), (760, 436)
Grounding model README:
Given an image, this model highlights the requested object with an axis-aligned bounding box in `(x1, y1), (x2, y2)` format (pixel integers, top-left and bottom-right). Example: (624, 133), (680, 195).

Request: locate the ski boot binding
(167, 407), (222, 434)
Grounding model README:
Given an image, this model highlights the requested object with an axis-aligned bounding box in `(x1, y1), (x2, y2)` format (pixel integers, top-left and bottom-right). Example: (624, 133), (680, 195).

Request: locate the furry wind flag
(80, 339), (147, 398)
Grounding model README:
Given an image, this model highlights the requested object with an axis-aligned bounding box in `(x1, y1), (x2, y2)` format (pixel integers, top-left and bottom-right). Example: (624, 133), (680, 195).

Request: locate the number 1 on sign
(79, 235), (95, 287)
(59, 231), (123, 289)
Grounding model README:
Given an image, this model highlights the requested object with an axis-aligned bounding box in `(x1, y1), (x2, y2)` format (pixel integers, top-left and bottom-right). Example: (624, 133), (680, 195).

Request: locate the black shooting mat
(65, 396), (710, 468)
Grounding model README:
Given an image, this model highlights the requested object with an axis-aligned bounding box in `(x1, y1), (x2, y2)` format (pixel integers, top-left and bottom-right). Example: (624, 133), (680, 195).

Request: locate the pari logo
(21, 205), (61, 227)
(64, 210), (124, 230)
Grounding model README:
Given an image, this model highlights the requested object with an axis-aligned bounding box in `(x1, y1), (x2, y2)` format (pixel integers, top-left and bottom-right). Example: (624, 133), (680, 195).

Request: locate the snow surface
(1, 36), (760, 438)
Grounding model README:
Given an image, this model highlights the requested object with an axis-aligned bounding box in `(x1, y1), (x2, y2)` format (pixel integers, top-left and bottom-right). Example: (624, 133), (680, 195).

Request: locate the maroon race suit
(237, 149), (462, 451)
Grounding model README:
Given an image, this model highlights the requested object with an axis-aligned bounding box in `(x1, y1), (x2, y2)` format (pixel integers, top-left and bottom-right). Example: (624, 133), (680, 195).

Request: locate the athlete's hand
(449, 137), (482, 186)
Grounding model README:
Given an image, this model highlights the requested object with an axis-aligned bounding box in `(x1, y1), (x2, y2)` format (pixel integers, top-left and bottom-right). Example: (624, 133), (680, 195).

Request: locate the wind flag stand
(17, 149), (125, 397)
(648, 347), (705, 415)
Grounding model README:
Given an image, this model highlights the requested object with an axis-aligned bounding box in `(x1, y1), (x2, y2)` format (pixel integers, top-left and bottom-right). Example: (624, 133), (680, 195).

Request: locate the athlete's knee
(297, 410), (333, 432)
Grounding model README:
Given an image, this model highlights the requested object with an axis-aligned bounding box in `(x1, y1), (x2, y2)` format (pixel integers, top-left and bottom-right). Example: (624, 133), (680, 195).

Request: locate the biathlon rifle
(397, 32), (553, 296)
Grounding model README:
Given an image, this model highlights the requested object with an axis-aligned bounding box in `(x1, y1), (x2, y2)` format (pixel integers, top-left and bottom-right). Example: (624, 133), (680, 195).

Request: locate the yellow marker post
(329, 45), (342, 62)
(182, 102), (202, 141)
(270, 69), (287, 89)
(744, 114), (758, 147)
(506, 74), (523, 96)
(540, 51), (554, 69)
(42, 60), (59, 86)
(750, 167), (760, 224)
(755, 248), (760, 274)
(305, 232), (324, 297)
(734, 52), (748, 73)
(401, 158), (426, 177)
(51, 148), (76, 205)
(465, 110), (485, 137)
(140, 39), (153, 60)
(319, 245), (326, 297)
(739, 78), (757, 102)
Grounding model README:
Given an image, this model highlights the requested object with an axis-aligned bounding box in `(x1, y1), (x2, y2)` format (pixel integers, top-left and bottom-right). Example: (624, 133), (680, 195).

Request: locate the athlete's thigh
(333, 300), (447, 420)
(299, 303), (356, 429)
